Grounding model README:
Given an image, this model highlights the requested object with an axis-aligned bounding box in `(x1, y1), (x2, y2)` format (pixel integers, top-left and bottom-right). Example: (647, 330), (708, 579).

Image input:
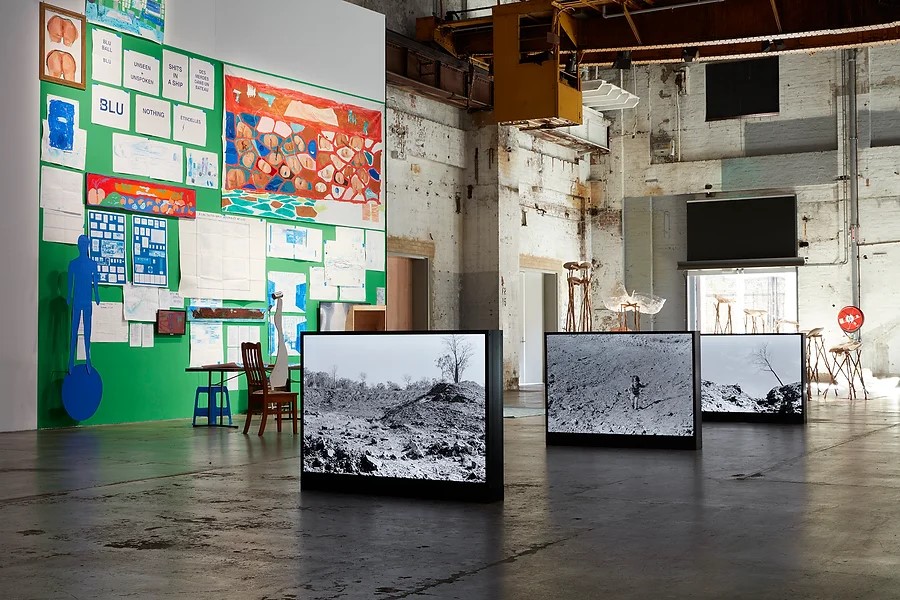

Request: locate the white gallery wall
(165, 0), (385, 102)
(0, 0), (383, 431)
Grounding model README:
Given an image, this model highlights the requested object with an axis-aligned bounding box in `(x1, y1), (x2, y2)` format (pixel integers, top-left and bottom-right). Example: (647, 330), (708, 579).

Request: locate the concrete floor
(2, 391), (900, 599)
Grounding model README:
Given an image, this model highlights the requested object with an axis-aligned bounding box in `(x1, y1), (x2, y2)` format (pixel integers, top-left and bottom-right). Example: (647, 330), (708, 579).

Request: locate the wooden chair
(240, 342), (298, 436)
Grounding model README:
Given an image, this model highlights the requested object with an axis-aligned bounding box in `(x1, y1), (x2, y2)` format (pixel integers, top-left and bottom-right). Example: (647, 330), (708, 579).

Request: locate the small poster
(173, 104), (207, 146)
(88, 210), (127, 286)
(123, 49), (160, 96)
(189, 58), (215, 109)
(134, 95), (171, 139)
(132, 215), (168, 287)
(91, 28), (122, 86)
(162, 50), (189, 102)
(91, 84), (131, 131)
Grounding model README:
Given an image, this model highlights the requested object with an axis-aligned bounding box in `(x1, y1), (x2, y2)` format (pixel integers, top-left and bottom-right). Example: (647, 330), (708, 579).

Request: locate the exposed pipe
(847, 48), (861, 309)
(602, 0), (726, 19)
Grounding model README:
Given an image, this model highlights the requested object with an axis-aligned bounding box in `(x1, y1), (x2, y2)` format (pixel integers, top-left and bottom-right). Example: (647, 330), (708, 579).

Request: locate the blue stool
(192, 386), (232, 426)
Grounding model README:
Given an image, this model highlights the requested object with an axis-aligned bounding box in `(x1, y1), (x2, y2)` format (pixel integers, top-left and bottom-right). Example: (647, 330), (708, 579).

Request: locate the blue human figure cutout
(68, 234), (101, 373)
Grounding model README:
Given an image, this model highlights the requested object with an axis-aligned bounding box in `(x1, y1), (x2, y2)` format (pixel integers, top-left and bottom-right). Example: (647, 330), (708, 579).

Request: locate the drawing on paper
(186, 149), (219, 189)
(40, 4), (86, 90)
(87, 174), (196, 219)
(85, 0), (165, 44)
(268, 315), (306, 357)
(87, 210), (127, 286)
(111, 133), (184, 184)
(132, 216), (168, 287)
(267, 271), (308, 314)
(222, 67), (384, 229)
(48, 97), (76, 150)
(42, 96), (87, 170)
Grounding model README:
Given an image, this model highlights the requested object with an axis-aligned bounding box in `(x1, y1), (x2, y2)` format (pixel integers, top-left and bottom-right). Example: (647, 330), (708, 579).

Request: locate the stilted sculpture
(744, 309), (768, 333)
(578, 261), (593, 332)
(713, 295), (734, 334)
(564, 262), (580, 332)
(564, 261), (594, 332)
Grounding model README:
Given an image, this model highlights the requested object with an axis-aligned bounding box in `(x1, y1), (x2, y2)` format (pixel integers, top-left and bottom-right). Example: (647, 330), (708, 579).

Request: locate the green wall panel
(38, 24), (386, 429)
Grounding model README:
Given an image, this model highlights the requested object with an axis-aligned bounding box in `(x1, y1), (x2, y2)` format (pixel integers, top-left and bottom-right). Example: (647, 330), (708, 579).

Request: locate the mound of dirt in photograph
(303, 382), (487, 483)
(701, 381), (761, 412)
(759, 382), (803, 414)
(701, 380), (802, 414)
(546, 335), (694, 436)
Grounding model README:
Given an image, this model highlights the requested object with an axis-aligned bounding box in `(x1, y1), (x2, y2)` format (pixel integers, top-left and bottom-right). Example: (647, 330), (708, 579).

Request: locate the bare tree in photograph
(436, 334), (474, 384)
(751, 343), (785, 387)
(330, 365), (338, 388)
(359, 372), (367, 389)
(403, 374), (413, 389)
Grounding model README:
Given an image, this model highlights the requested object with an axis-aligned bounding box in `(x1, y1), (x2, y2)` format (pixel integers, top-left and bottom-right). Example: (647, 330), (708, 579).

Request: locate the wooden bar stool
(713, 295), (734, 334)
(777, 319), (800, 333)
(744, 309), (768, 333)
(826, 341), (868, 401)
(802, 327), (830, 400)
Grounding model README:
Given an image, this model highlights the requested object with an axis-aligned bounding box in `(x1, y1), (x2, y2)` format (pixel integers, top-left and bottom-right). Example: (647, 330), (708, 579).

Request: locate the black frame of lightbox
(700, 333), (807, 424)
(299, 330), (504, 502)
(544, 331), (702, 450)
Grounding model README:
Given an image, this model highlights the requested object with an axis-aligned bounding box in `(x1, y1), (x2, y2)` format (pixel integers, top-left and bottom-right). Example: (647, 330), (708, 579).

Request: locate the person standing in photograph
(630, 375), (647, 410)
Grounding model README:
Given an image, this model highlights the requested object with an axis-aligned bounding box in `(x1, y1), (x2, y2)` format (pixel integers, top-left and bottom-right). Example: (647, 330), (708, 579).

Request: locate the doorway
(386, 255), (430, 331)
(519, 271), (558, 385)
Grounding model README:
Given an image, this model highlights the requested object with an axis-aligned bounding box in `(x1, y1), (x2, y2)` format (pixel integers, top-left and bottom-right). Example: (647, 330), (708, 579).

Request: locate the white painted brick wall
(597, 49), (900, 376)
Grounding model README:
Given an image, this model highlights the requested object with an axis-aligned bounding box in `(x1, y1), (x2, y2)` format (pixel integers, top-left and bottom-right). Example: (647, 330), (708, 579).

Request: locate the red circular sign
(838, 306), (864, 333)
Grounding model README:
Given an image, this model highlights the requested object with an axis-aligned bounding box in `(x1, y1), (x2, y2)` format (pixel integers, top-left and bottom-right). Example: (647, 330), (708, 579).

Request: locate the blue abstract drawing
(132, 216), (168, 287)
(48, 98), (76, 151)
(63, 234), (104, 422)
(88, 210), (127, 285)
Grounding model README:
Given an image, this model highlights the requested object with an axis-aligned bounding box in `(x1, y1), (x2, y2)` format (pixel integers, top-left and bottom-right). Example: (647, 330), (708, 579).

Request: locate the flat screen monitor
(301, 331), (504, 501)
(545, 332), (701, 450)
(686, 196), (798, 264)
(700, 333), (806, 423)
(156, 310), (186, 336)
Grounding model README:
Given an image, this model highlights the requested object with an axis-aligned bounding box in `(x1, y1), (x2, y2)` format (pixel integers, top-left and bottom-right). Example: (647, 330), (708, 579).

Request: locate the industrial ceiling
(419, 0), (900, 66)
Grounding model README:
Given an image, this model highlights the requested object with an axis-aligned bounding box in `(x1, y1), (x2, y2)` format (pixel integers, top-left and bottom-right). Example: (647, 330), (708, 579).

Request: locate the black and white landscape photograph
(546, 333), (696, 437)
(302, 333), (488, 483)
(701, 334), (804, 414)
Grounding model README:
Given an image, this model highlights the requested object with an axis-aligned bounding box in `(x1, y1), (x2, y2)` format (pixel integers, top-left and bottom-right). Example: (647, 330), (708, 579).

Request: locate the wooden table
(185, 364), (302, 428)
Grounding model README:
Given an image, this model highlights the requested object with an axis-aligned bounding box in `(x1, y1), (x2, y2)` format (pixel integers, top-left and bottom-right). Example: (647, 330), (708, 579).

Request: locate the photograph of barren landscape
(701, 334), (803, 415)
(302, 333), (488, 483)
(546, 333), (696, 437)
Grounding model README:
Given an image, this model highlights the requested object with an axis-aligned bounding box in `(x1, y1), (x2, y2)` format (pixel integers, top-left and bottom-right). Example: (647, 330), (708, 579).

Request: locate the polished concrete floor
(2, 390), (900, 599)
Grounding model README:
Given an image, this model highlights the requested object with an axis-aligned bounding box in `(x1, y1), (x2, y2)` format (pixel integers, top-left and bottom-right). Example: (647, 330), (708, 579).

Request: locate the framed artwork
(40, 3), (86, 90)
